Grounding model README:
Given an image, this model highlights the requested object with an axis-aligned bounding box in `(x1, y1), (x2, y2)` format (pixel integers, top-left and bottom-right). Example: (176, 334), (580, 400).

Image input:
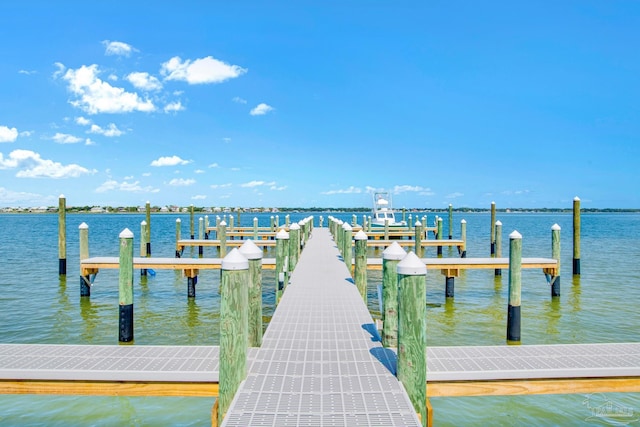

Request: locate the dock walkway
(220, 227), (422, 426)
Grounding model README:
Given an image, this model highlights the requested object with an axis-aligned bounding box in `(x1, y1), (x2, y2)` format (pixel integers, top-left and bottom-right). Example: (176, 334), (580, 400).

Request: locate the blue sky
(1, 1), (638, 209)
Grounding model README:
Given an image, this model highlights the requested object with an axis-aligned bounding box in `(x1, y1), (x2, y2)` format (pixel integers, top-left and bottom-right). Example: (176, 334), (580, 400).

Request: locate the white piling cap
(495, 220), (502, 226)
(437, 217), (442, 222)
(222, 248), (249, 270)
(491, 201), (495, 205)
(342, 223), (352, 231)
(397, 251), (427, 275)
(276, 229), (290, 239)
(509, 230), (522, 239)
(79, 222), (88, 229)
(59, 194), (65, 198)
(119, 228), (134, 239)
(141, 220), (147, 225)
(354, 230), (368, 240)
(383, 242), (407, 260)
(220, 220), (227, 226)
(199, 217), (203, 222)
(239, 240), (263, 260)
(552, 223), (561, 231)
(461, 219), (466, 224)
(415, 221), (422, 226)
(254, 217), (258, 221)
(574, 196), (580, 201)
(290, 222), (300, 230)
(176, 218), (181, 223)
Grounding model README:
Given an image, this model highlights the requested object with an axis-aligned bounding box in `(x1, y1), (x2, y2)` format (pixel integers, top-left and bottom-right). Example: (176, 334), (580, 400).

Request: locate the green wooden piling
(140, 220), (148, 276)
(402, 207), (407, 224)
(229, 214), (234, 231)
(490, 201), (496, 256)
(270, 216), (275, 232)
(448, 204), (453, 239)
(205, 215), (209, 239)
(343, 223), (353, 273)
(253, 217), (258, 240)
(239, 240), (263, 347)
(507, 230), (522, 344)
(189, 205), (195, 239)
(573, 196), (581, 275)
(551, 224), (561, 297)
(288, 223), (300, 273)
(145, 201), (151, 256)
(236, 209), (241, 229)
(397, 251), (427, 425)
(218, 248), (249, 422)
(198, 217), (204, 256)
(218, 221), (227, 258)
(414, 221), (423, 258)
(275, 229), (289, 304)
(79, 222), (90, 297)
(459, 219), (467, 257)
(382, 242), (406, 348)
(354, 230), (367, 302)
(408, 214), (413, 229)
(437, 217), (443, 256)
(118, 228), (135, 343)
(58, 195), (66, 275)
(495, 220), (502, 276)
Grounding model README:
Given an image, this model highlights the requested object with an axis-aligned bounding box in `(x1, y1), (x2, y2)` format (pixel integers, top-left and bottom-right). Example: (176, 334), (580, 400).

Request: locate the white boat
(370, 191), (407, 227)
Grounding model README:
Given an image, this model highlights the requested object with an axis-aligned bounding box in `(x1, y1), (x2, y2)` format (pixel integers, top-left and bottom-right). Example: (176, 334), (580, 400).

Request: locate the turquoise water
(0, 212), (638, 426)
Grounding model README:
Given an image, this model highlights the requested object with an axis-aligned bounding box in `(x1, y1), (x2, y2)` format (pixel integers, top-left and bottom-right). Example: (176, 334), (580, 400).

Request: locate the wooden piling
(270, 216), (275, 232)
(414, 221), (423, 258)
(495, 220), (502, 276)
(218, 221), (227, 258)
(79, 223), (90, 297)
(198, 217), (204, 256)
(175, 219), (181, 258)
(239, 240), (263, 347)
(573, 196), (581, 275)
(275, 229), (289, 304)
(448, 204), (453, 239)
(58, 194), (66, 275)
(288, 223), (300, 273)
(437, 217), (443, 256)
(408, 214), (413, 229)
(140, 220), (148, 276)
(490, 201), (496, 256)
(342, 223), (353, 273)
(460, 219), (467, 258)
(218, 248), (249, 422)
(382, 242), (406, 348)
(507, 230), (522, 344)
(354, 230), (368, 302)
(229, 214), (234, 231)
(384, 219), (389, 240)
(145, 201), (151, 256)
(397, 251), (427, 426)
(118, 228), (134, 343)
(190, 205), (195, 239)
(205, 215), (209, 239)
(253, 217), (258, 240)
(551, 224), (561, 297)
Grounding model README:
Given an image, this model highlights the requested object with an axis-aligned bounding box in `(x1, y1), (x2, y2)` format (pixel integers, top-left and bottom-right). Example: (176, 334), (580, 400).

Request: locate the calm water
(0, 212), (638, 426)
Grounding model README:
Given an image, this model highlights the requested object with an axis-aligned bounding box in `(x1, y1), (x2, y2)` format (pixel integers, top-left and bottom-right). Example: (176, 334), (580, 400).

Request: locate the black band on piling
(141, 269), (148, 276)
(551, 276), (561, 297)
(461, 250), (467, 258)
(437, 246), (443, 256)
(80, 276), (91, 297)
(490, 242), (495, 256)
(119, 304), (134, 342)
(146, 242), (151, 257)
(506, 305), (521, 342)
(199, 246), (203, 256)
(495, 268), (502, 276)
(191, 234), (195, 240)
(188, 276), (197, 298)
(573, 258), (581, 275)
(59, 258), (67, 275)
(445, 277), (455, 298)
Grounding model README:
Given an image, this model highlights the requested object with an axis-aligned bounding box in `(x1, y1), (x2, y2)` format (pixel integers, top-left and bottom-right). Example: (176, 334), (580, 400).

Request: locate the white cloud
(52, 62), (65, 79)
(85, 138), (95, 146)
(240, 180), (276, 188)
(95, 179), (158, 193)
(126, 72), (162, 91)
(446, 192), (464, 199)
(88, 123), (124, 137)
(160, 56), (247, 84)
(0, 126), (18, 143)
(0, 149), (96, 178)
(393, 185), (425, 193)
(192, 195), (207, 200)
(52, 132), (83, 144)
(250, 103), (274, 116)
(61, 64), (155, 114)
(270, 185), (287, 191)
(232, 96), (247, 104)
(164, 101), (184, 113)
(150, 155), (191, 167)
(194, 169), (205, 174)
(210, 183), (231, 189)
(321, 186), (362, 195)
(168, 178), (196, 186)
(0, 186), (46, 205)
(19, 131), (33, 137)
(208, 163), (219, 168)
(18, 70), (36, 75)
(102, 40), (137, 57)
(75, 116), (91, 126)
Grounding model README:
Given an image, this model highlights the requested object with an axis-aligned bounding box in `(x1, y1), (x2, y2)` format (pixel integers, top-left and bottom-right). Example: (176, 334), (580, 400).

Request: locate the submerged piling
(506, 230), (522, 344)
(58, 194), (66, 275)
(573, 196), (581, 275)
(551, 224), (561, 297)
(118, 228), (135, 343)
(79, 223), (90, 297)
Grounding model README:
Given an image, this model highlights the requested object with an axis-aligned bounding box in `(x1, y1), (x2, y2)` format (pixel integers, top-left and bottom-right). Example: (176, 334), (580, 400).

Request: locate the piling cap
(176, 218), (181, 223)
(574, 196), (580, 201)
(219, 220), (227, 226)
(239, 240), (263, 260)
(290, 222), (300, 230)
(199, 217), (203, 222)
(354, 230), (367, 240)
(509, 230), (522, 239)
(119, 228), (134, 239)
(221, 248), (249, 270)
(141, 220), (147, 225)
(461, 219), (466, 224)
(383, 242), (407, 260)
(397, 251), (427, 275)
(552, 223), (561, 231)
(79, 222), (88, 229)
(495, 220), (502, 226)
(415, 221), (422, 226)
(276, 229), (290, 239)
(342, 223), (352, 231)
(437, 217), (442, 222)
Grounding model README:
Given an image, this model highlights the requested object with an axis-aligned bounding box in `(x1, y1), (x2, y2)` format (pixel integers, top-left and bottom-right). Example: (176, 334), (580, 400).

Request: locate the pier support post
(495, 221), (502, 276)
(145, 201), (151, 256)
(218, 221), (227, 258)
(275, 229), (289, 304)
(288, 223), (300, 273)
(382, 243), (406, 348)
(253, 217), (258, 240)
(408, 214), (413, 229)
(229, 214), (234, 231)
(270, 216), (275, 232)
(354, 230), (368, 302)
(175, 219), (182, 258)
(79, 222), (90, 297)
(436, 217), (443, 256)
(140, 221), (148, 276)
(551, 224), (561, 297)
(448, 204), (453, 239)
(198, 217), (204, 256)
(187, 276), (197, 298)
(445, 276), (455, 298)
(573, 196), (581, 275)
(342, 223), (353, 273)
(460, 219), (467, 258)
(507, 231), (522, 344)
(218, 249), (249, 422)
(414, 221), (423, 258)
(319, 216), (324, 228)
(58, 194), (66, 275)
(118, 228), (135, 343)
(397, 251), (427, 426)
(205, 215), (209, 239)
(384, 219), (389, 241)
(240, 240), (263, 347)
(490, 201), (496, 256)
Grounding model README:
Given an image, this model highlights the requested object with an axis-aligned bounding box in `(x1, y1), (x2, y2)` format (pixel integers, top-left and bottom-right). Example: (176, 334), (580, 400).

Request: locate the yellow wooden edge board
(0, 380), (219, 397)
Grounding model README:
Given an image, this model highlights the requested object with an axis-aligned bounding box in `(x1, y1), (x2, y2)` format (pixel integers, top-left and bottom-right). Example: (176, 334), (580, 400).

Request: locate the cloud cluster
(150, 155), (191, 167)
(250, 103), (274, 116)
(0, 126), (18, 143)
(0, 149), (96, 178)
(161, 56), (247, 85)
